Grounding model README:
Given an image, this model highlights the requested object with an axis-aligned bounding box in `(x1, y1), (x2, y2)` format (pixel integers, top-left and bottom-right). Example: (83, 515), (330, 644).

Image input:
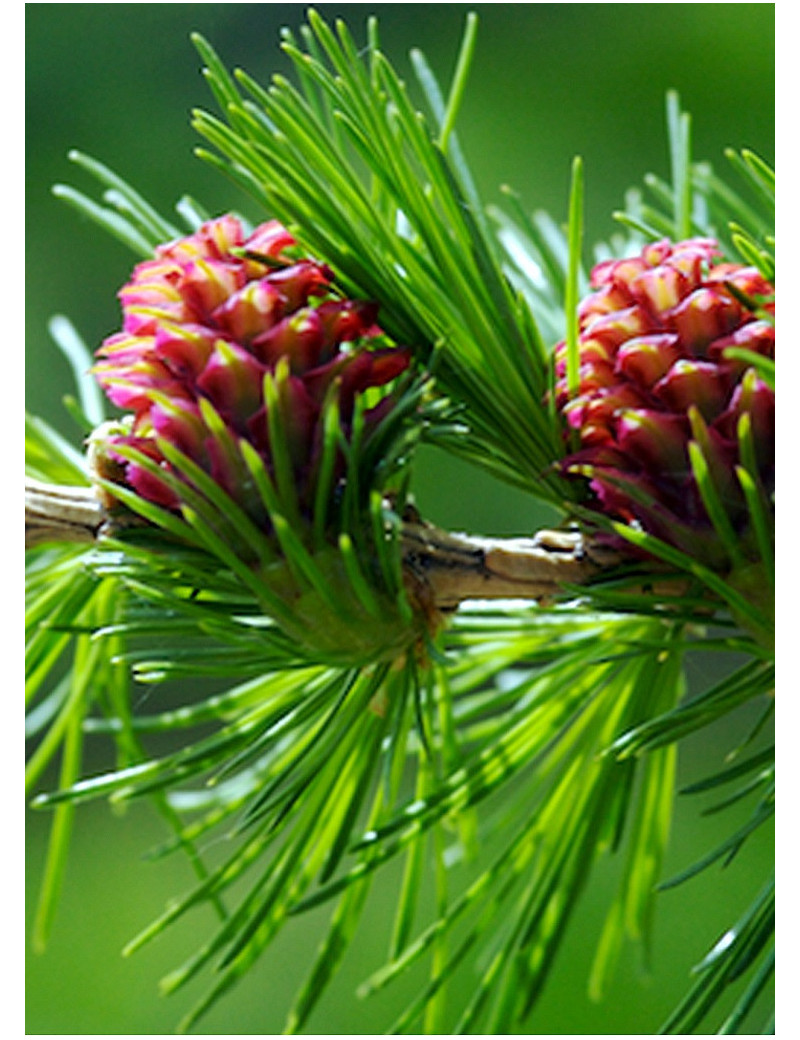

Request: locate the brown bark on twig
(399, 517), (605, 610)
(25, 479), (610, 609)
(25, 479), (105, 549)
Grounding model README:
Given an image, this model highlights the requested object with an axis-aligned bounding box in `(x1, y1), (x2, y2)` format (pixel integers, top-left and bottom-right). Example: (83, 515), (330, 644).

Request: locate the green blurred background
(26, 4), (774, 1034)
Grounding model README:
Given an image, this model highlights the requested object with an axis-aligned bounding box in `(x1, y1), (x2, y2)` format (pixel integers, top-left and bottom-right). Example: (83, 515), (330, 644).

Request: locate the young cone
(89, 215), (420, 664)
(92, 215), (410, 523)
(554, 237), (774, 569)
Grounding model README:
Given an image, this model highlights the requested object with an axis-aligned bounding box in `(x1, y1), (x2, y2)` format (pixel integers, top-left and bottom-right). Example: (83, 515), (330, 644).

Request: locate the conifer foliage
(26, 11), (774, 1034)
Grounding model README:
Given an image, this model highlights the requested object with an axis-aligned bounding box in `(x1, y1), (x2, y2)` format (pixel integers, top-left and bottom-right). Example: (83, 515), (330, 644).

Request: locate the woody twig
(25, 478), (612, 610)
